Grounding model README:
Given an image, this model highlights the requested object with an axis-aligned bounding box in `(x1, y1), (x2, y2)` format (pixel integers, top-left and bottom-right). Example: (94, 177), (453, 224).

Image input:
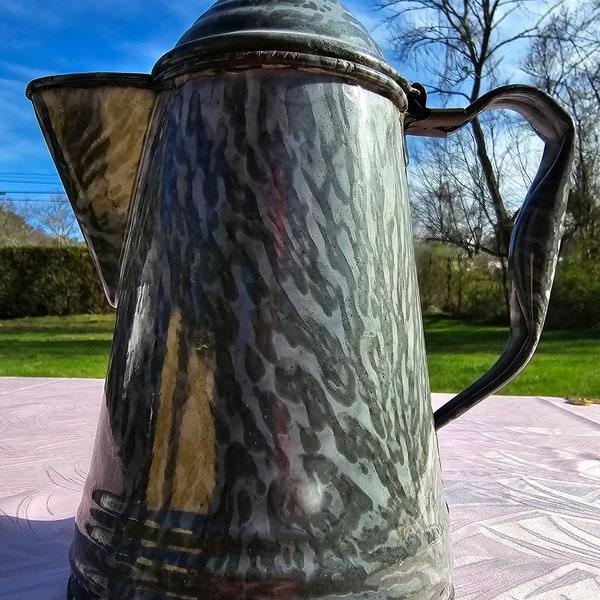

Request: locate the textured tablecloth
(1, 378), (599, 599)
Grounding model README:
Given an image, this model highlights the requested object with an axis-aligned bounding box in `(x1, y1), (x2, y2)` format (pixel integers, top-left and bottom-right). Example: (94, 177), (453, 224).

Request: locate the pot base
(68, 575), (454, 600)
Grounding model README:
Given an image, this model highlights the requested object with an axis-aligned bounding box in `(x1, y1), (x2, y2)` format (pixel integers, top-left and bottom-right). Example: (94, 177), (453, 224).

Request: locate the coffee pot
(27, 0), (574, 598)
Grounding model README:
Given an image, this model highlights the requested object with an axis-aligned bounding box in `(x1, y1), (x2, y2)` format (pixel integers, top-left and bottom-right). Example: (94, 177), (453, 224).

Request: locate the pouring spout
(26, 74), (156, 306)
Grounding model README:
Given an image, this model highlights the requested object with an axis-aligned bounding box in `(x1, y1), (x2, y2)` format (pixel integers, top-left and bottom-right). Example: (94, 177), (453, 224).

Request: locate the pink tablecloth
(1, 378), (599, 599)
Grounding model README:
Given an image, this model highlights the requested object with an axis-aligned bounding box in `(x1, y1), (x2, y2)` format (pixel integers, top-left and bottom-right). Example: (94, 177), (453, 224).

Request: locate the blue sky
(0, 0), (550, 207)
(0, 0), (402, 201)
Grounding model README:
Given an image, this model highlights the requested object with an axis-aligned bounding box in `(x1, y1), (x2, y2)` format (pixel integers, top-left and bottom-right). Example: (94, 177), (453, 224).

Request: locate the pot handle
(405, 84), (575, 429)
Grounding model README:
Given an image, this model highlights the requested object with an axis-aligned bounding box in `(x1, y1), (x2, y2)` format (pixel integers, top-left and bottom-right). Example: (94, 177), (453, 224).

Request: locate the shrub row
(416, 241), (600, 330)
(545, 256), (600, 330)
(1, 243), (598, 328)
(415, 243), (507, 322)
(0, 246), (113, 319)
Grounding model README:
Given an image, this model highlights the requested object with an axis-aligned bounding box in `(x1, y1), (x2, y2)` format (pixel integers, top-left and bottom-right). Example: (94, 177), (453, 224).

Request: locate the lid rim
(152, 0), (400, 86)
(152, 30), (403, 86)
(26, 73), (154, 99)
(152, 50), (411, 114)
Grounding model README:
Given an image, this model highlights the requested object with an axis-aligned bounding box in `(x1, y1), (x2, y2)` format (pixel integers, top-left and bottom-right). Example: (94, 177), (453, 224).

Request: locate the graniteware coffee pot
(27, 0), (574, 598)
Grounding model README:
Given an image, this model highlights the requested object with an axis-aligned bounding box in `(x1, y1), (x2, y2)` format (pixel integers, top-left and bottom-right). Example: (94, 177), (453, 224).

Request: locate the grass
(424, 315), (600, 398)
(0, 314), (116, 378)
(0, 313), (599, 398)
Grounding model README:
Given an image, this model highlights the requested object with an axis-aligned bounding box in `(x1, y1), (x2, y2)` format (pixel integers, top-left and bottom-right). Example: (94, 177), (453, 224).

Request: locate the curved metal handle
(405, 84), (575, 429)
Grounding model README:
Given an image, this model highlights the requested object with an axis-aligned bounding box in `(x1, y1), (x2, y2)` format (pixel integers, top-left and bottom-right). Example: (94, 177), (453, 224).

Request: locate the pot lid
(152, 0), (411, 98)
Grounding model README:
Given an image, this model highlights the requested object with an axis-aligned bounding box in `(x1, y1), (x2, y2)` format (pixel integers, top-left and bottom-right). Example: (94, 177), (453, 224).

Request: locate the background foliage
(379, 0), (600, 326)
(0, 246), (112, 319)
(416, 239), (600, 329)
(1, 2), (598, 330)
(0, 233), (598, 329)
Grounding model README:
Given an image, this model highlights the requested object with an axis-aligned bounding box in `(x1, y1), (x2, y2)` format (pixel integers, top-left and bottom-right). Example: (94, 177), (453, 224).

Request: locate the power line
(0, 197), (69, 203)
(0, 191), (65, 195)
(0, 179), (60, 183)
(0, 172), (58, 176)
(0, 175), (61, 182)
(0, 174), (60, 178)
(0, 173), (63, 194)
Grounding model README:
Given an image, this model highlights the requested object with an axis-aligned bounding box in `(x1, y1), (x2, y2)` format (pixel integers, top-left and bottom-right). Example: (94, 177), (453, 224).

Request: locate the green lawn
(0, 314), (116, 378)
(0, 313), (598, 398)
(424, 315), (600, 397)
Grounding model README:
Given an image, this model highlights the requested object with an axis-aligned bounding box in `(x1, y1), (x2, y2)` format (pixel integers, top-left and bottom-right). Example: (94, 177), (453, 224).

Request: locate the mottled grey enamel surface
(27, 75), (155, 306)
(68, 72), (452, 599)
(24, 1), (575, 599)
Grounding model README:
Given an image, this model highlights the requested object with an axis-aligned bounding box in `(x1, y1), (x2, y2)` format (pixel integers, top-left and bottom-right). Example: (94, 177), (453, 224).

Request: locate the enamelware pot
(27, 1), (574, 598)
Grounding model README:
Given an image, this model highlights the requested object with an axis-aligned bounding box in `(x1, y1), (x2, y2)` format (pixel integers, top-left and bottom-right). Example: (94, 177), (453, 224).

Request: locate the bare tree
(524, 3), (600, 249)
(375, 0), (567, 311)
(29, 195), (80, 246)
(0, 196), (80, 247)
(0, 201), (52, 247)
(410, 138), (488, 256)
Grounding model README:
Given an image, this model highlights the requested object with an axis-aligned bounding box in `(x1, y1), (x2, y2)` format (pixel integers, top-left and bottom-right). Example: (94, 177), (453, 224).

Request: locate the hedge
(2, 244), (598, 328)
(545, 257), (600, 330)
(0, 246), (113, 319)
(415, 241), (600, 329)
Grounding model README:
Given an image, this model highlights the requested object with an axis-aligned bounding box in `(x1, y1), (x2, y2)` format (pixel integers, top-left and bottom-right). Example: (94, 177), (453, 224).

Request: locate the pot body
(69, 70), (452, 599)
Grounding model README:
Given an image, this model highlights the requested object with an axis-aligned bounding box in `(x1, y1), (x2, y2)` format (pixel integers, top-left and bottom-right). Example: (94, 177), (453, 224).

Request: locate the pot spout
(26, 74), (156, 306)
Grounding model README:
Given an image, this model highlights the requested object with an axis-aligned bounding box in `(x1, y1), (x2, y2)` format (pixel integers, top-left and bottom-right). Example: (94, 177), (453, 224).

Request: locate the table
(1, 378), (599, 599)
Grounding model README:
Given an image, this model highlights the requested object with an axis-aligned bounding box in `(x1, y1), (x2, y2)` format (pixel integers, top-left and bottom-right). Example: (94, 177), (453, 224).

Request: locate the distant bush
(546, 254), (600, 330)
(416, 242), (506, 322)
(457, 261), (506, 322)
(2, 241), (597, 328)
(416, 240), (600, 330)
(0, 246), (113, 319)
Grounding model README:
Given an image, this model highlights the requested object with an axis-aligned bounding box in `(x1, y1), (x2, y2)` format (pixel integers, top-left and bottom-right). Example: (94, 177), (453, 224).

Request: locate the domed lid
(152, 0), (410, 98)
